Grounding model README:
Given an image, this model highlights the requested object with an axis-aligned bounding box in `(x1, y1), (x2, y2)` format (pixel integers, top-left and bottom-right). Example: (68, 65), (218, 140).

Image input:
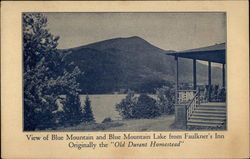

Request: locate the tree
(155, 86), (175, 114)
(23, 13), (59, 72)
(62, 93), (85, 126)
(23, 13), (83, 130)
(115, 91), (137, 119)
(82, 95), (95, 123)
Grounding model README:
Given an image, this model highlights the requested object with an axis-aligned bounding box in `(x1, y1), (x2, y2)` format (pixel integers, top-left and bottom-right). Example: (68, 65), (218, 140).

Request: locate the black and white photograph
(23, 12), (227, 131)
(2, 1), (249, 158)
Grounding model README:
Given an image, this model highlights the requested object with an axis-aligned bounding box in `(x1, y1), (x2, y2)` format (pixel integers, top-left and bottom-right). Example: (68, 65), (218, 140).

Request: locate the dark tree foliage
(134, 94), (160, 119)
(23, 13), (59, 73)
(116, 92), (160, 119)
(133, 79), (170, 94)
(155, 86), (175, 115)
(23, 13), (83, 130)
(115, 91), (137, 119)
(62, 93), (84, 126)
(82, 95), (95, 123)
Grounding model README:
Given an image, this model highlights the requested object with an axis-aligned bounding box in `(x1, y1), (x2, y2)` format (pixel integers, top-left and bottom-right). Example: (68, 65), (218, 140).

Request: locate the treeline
(77, 77), (174, 95)
(23, 13), (94, 131)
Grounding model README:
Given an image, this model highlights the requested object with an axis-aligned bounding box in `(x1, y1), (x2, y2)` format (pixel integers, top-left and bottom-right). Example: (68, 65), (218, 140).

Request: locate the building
(167, 43), (226, 129)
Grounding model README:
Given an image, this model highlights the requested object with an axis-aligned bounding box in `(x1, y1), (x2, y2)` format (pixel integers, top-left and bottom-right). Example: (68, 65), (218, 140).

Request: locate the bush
(155, 86), (175, 114)
(116, 92), (160, 119)
(115, 91), (137, 119)
(102, 117), (112, 123)
(133, 94), (160, 119)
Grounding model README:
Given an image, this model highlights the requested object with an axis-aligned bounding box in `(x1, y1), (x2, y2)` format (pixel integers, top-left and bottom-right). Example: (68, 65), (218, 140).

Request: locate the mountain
(61, 36), (222, 94)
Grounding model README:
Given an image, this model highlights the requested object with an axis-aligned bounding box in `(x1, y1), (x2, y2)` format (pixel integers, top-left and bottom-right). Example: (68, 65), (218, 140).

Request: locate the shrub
(133, 94), (160, 119)
(116, 92), (160, 119)
(102, 117), (112, 123)
(155, 86), (175, 114)
(115, 91), (137, 119)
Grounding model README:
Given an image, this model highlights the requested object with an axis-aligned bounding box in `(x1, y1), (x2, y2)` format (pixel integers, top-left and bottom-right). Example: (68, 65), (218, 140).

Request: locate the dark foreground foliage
(23, 13), (85, 130)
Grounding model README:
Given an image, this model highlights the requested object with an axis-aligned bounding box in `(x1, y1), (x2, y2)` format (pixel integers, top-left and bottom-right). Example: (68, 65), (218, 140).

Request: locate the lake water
(80, 94), (156, 123)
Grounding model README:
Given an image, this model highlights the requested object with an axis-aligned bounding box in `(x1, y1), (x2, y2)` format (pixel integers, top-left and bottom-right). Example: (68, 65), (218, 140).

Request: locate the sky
(45, 12), (226, 51)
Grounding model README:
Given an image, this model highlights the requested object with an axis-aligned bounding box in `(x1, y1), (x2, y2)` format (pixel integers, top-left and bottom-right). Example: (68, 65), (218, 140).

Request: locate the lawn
(52, 115), (179, 131)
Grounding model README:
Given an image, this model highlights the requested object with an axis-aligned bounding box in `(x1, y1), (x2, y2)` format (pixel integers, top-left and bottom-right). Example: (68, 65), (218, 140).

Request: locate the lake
(80, 94), (156, 123)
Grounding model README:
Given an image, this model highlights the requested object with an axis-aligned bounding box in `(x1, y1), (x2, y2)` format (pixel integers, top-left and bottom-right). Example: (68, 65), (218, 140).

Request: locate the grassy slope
(52, 115), (180, 131)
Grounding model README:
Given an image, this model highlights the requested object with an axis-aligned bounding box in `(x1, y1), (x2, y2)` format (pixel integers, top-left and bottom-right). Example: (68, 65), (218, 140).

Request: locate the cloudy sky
(45, 12), (226, 51)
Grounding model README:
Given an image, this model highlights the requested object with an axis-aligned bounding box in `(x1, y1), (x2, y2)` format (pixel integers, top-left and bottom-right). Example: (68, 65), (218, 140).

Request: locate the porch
(167, 43), (226, 129)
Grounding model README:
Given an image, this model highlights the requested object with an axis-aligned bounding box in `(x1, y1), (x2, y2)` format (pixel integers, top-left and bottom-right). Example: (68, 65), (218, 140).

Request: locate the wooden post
(208, 61), (212, 102)
(175, 56), (179, 103)
(222, 63), (225, 88)
(193, 59), (197, 90)
(174, 56), (187, 129)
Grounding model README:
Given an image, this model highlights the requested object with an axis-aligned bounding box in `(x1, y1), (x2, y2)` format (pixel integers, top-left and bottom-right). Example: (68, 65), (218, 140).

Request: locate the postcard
(1, 1), (249, 158)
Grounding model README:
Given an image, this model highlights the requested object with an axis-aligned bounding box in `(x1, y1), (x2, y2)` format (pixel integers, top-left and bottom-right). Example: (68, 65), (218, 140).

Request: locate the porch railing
(177, 90), (196, 104)
(186, 90), (201, 120)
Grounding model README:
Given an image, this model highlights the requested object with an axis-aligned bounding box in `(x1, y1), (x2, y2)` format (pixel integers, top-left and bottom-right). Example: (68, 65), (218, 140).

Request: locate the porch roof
(166, 43), (226, 64)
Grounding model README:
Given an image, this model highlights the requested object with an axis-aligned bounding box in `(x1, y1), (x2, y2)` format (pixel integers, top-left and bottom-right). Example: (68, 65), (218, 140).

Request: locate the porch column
(193, 59), (197, 90)
(208, 61), (212, 102)
(175, 56), (179, 103)
(222, 63), (225, 87)
(174, 56), (186, 129)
